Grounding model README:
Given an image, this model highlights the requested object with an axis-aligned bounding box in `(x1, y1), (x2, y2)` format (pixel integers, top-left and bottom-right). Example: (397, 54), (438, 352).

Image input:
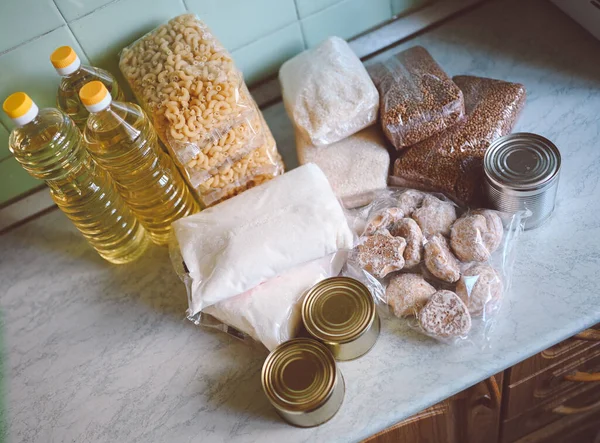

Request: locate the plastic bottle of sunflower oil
(2, 92), (150, 264)
(51, 46), (124, 130)
(79, 81), (199, 246)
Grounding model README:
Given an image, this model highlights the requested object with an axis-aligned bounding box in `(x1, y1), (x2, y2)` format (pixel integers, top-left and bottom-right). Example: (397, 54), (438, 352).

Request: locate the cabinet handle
(574, 329), (600, 341)
(484, 376), (501, 410)
(553, 398), (600, 415)
(564, 371), (600, 382)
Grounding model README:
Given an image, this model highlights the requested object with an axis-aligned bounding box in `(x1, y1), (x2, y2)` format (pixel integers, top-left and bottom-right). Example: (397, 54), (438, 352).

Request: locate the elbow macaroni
(120, 14), (284, 207)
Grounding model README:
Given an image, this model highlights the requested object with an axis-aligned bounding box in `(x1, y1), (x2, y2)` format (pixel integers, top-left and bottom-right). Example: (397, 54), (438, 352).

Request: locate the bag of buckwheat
(368, 46), (465, 150)
(391, 75), (526, 205)
(119, 14), (284, 207)
(280, 36), (379, 146)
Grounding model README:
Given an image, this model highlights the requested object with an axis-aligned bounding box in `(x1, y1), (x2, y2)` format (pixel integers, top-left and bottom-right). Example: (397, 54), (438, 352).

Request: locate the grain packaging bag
(201, 253), (346, 350)
(280, 36), (379, 146)
(119, 14), (284, 207)
(392, 75), (526, 205)
(295, 124), (390, 208)
(369, 46), (465, 149)
(171, 164), (354, 312)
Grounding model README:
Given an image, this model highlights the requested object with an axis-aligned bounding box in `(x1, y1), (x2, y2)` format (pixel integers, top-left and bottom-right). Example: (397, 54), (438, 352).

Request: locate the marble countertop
(2, 0), (600, 442)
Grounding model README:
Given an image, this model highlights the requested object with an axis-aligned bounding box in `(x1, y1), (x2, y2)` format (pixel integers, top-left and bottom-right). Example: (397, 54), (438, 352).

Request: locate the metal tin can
(302, 277), (380, 361)
(261, 338), (345, 427)
(484, 133), (561, 230)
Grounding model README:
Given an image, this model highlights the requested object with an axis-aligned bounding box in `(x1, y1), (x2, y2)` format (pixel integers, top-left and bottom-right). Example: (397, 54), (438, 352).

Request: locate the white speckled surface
(2, 0), (600, 442)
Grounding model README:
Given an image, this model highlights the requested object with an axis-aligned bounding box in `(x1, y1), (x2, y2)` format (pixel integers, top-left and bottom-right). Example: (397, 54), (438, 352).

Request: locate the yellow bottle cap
(3, 92), (33, 118)
(3, 92), (39, 126)
(50, 46), (78, 69)
(79, 81), (108, 106)
(79, 81), (112, 112)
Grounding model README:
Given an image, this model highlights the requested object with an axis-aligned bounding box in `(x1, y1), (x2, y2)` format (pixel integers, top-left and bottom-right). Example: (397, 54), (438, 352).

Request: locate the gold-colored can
(261, 338), (345, 427)
(302, 277), (380, 361)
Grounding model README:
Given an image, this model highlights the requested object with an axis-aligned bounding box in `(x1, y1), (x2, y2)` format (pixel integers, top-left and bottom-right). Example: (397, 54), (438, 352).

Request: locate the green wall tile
(69, 0), (186, 99)
(0, 26), (90, 130)
(0, 124), (9, 162)
(232, 23), (305, 85)
(300, 0), (392, 48)
(54, 0), (114, 22)
(295, 0), (342, 18)
(391, 0), (430, 17)
(0, 0), (64, 53)
(186, 0), (298, 52)
(0, 157), (42, 204)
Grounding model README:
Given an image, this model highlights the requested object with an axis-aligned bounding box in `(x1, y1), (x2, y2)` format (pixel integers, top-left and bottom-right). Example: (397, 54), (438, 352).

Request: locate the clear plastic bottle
(51, 46), (124, 130)
(80, 81), (199, 245)
(3, 92), (150, 264)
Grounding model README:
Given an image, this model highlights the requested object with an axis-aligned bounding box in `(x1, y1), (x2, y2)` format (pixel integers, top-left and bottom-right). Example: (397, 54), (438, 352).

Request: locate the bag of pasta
(119, 14), (284, 207)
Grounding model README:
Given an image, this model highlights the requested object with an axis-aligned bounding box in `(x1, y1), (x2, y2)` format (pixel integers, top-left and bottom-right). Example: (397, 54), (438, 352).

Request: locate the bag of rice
(296, 125), (390, 208)
(280, 36), (379, 146)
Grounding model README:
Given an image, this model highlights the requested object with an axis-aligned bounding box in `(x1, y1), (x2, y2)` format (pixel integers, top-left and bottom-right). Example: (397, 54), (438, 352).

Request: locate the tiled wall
(0, 0), (429, 204)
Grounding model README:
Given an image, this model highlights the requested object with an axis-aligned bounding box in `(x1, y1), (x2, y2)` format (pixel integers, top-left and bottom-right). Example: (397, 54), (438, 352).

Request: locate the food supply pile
(280, 41), (527, 208)
(4, 9), (560, 428)
(167, 34), (555, 426)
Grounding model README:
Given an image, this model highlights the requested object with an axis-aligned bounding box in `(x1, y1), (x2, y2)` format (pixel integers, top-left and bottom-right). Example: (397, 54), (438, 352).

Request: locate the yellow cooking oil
(80, 81), (199, 246)
(3, 92), (149, 264)
(51, 46), (124, 130)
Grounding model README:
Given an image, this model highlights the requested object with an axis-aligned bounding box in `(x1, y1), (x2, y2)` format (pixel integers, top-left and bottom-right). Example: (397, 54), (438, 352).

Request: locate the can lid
(484, 133), (561, 191)
(262, 338), (337, 413)
(302, 277), (375, 344)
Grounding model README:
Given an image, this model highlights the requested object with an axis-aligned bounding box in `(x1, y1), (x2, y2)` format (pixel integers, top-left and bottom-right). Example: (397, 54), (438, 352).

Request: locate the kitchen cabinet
(363, 326), (600, 443)
(362, 375), (502, 443)
(362, 402), (455, 443)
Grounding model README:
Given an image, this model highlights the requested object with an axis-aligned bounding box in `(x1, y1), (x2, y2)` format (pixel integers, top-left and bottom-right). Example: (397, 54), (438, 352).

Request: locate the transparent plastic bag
(169, 103), (266, 188)
(344, 187), (526, 347)
(119, 14), (248, 147)
(171, 163), (355, 313)
(280, 36), (379, 146)
(295, 124), (390, 208)
(119, 14), (284, 207)
(368, 46), (464, 150)
(201, 254), (346, 350)
(193, 117), (284, 207)
(392, 75), (527, 206)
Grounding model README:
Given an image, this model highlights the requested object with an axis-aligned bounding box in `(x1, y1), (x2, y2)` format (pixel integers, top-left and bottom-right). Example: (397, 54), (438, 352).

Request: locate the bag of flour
(172, 163), (355, 313)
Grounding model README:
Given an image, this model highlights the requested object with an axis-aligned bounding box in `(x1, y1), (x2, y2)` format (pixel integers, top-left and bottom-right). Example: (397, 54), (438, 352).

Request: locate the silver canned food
(484, 132), (561, 230)
(302, 277), (380, 361)
(261, 338), (344, 427)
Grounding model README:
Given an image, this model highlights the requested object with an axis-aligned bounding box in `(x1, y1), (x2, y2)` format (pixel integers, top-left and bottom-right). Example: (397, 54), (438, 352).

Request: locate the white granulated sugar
(173, 163), (354, 314)
(204, 254), (345, 350)
(296, 125), (390, 208)
(279, 36), (379, 146)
